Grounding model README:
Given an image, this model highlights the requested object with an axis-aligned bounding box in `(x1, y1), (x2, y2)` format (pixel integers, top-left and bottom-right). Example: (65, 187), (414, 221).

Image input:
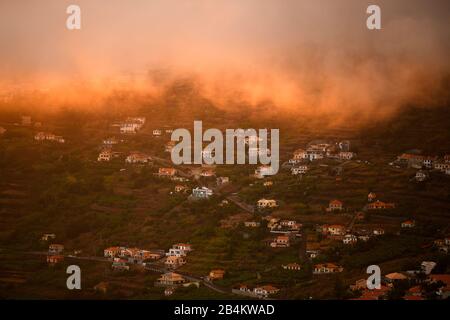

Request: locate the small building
(192, 187), (213, 199)
(270, 235), (290, 248)
(254, 285), (279, 298)
(373, 228), (385, 236)
(98, 150), (112, 162)
(367, 200), (395, 210)
(326, 225), (346, 236)
(126, 152), (152, 164)
(152, 129), (162, 136)
(263, 181), (273, 187)
(401, 220), (416, 228)
(104, 246), (122, 258)
(174, 185), (189, 193)
(257, 198), (277, 209)
(313, 263), (343, 274)
(34, 132), (65, 143)
(216, 177), (230, 185)
(415, 170), (429, 182)
(338, 151), (355, 160)
(291, 165), (308, 175)
(327, 200), (343, 212)
(368, 192), (377, 202)
(165, 256), (186, 269)
(208, 269), (225, 280)
(164, 287), (176, 296)
(156, 272), (186, 286)
(49, 244), (64, 254)
(282, 263), (301, 271)
(159, 167), (177, 176)
(343, 234), (358, 245)
(384, 272), (408, 285)
(244, 221), (261, 228)
(103, 137), (119, 146)
(200, 168), (215, 177)
(41, 233), (56, 241)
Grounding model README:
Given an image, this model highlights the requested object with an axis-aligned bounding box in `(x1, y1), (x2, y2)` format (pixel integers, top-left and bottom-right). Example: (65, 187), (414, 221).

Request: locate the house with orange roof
(326, 225), (346, 236)
(165, 256), (186, 269)
(104, 246), (122, 258)
(367, 200), (395, 210)
(270, 235), (290, 248)
(208, 269), (225, 280)
(158, 167), (177, 177)
(327, 199), (343, 212)
(156, 272), (186, 286)
(313, 263), (343, 274)
(254, 285), (280, 298)
(401, 220), (416, 228)
(352, 285), (390, 300)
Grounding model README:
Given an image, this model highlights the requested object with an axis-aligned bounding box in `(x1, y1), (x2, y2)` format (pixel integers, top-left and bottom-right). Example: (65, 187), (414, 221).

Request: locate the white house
(153, 129), (162, 136)
(192, 187), (213, 199)
(98, 150), (112, 162)
(373, 228), (385, 236)
(257, 199), (277, 209)
(34, 132), (65, 143)
(103, 137), (118, 146)
(126, 152), (152, 164)
(253, 285), (279, 298)
(415, 170), (428, 182)
(343, 234), (358, 245)
(291, 165), (308, 175)
(120, 122), (141, 134)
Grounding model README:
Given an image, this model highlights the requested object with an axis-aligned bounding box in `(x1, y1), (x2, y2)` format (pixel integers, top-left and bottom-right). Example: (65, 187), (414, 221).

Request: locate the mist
(0, 0), (449, 124)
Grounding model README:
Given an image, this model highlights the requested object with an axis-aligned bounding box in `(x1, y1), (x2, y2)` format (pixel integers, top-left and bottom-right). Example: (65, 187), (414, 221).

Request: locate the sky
(0, 0), (449, 120)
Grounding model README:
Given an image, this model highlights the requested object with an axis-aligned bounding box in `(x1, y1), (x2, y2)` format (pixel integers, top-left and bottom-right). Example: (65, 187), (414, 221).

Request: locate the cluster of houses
(394, 152), (450, 178)
(318, 224), (386, 244)
(433, 237), (450, 254)
(267, 218), (301, 234)
(47, 243), (64, 266)
(104, 246), (163, 271)
(118, 117), (146, 134)
(34, 132), (65, 143)
(351, 261), (450, 300)
(165, 243), (192, 269)
(232, 284), (280, 299)
(289, 140), (355, 164)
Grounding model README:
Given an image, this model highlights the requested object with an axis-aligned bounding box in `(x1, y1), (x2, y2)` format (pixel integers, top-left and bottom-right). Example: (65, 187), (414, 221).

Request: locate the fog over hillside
(0, 0), (449, 124)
